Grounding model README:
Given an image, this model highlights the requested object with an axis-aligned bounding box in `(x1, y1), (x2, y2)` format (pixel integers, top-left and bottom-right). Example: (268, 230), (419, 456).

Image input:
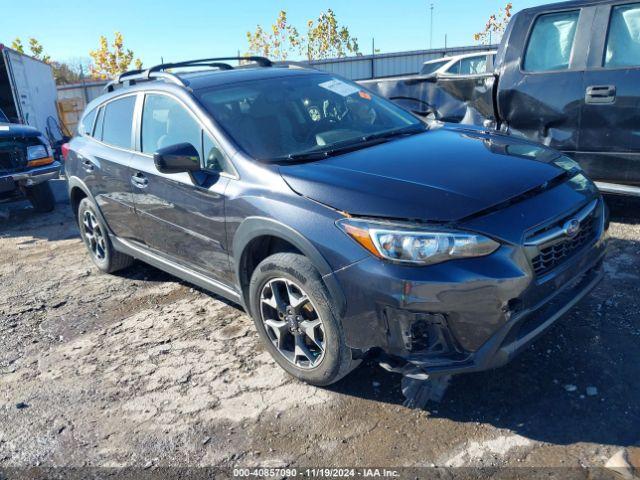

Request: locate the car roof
(423, 50), (496, 65)
(520, 0), (617, 14)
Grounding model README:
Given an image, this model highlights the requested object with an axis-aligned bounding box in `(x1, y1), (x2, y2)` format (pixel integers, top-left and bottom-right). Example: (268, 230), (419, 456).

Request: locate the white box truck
(0, 44), (60, 134)
(1, 44), (62, 213)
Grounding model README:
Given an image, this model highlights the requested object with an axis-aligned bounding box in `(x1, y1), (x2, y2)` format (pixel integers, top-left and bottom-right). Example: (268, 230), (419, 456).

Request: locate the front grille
(530, 204), (599, 277)
(0, 143), (27, 174)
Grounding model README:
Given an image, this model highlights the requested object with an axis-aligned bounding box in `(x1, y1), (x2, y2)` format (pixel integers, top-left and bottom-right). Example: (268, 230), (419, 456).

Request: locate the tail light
(61, 143), (70, 162)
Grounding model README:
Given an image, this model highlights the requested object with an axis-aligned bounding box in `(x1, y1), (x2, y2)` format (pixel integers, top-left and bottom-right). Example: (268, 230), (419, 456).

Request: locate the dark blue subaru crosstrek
(64, 57), (608, 386)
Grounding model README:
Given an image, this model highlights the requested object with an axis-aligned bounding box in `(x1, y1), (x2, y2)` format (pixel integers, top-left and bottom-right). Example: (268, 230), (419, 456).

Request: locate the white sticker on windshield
(0, 126), (9, 131)
(319, 79), (360, 97)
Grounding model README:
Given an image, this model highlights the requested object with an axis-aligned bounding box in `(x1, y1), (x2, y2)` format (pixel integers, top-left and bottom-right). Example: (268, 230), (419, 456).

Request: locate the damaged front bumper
(7, 161), (61, 186)
(0, 162), (61, 201)
(333, 198), (608, 377)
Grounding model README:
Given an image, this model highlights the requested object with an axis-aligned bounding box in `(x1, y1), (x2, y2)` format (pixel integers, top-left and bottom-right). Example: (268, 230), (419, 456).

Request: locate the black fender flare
(66, 176), (111, 232)
(232, 216), (346, 317)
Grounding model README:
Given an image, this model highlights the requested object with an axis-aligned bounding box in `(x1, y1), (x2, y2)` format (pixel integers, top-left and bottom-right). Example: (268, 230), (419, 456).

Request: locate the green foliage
(89, 32), (143, 79)
(246, 9), (360, 61)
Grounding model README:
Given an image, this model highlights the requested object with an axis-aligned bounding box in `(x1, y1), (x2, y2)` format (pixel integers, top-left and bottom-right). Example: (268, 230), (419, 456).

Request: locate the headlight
(27, 144), (49, 161)
(337, 218), (500, 266)
(27, 143), (53, 167)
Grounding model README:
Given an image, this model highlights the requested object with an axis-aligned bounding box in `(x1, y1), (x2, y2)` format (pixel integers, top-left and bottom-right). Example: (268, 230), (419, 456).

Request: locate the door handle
(585, 85), (616, 104)
(82, 159), (94, 172)
(131, 172), (149, 189)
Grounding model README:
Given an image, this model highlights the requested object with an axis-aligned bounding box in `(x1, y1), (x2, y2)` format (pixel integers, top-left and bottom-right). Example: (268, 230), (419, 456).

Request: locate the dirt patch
(1, 198), (639, 470)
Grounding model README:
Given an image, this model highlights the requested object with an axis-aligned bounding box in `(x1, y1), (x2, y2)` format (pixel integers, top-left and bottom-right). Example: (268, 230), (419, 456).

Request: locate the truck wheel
(249, 252), (360, 386)
(25, 182), (55, 213)
(77, 198), (133, 273)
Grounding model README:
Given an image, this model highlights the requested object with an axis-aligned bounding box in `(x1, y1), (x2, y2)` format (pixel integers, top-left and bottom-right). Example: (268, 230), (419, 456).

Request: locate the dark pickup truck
(0, 108), (60, 212)
(425, 0), (640, 197)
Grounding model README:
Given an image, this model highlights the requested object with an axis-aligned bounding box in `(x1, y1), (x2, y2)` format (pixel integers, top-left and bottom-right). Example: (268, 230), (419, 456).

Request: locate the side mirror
(154, 143), (201, 174)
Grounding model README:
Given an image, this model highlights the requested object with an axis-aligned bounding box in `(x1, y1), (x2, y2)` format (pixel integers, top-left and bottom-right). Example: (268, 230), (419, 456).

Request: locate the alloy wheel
(82, 210), (106, 261)
(259, 277), (326, 369)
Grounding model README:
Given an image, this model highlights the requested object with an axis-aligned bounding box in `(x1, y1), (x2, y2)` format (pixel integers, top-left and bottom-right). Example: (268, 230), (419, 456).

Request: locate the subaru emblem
(563, 219), (580, 238)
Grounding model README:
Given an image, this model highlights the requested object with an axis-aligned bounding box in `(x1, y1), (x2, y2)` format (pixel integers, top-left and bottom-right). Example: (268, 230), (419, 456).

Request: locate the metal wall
(55, 44), (497, 108)
(57, 80), (108, 104)
(307, 44), (498, 80)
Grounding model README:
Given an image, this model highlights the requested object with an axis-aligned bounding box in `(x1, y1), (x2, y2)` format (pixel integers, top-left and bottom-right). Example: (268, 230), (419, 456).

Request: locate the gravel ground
(0, 182), (639, 476)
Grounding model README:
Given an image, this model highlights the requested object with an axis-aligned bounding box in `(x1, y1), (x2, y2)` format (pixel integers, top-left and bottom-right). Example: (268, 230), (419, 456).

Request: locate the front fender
(232, 216), (347, 318)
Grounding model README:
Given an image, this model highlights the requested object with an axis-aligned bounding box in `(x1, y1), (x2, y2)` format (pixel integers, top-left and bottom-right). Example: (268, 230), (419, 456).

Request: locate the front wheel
(25, 182), (55, 213)
(249, 253), (360, 386)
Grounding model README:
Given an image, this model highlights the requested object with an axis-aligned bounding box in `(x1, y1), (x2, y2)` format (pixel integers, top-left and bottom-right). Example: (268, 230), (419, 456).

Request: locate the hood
(0, 122), (42, 139)
(279, 126), (567, 223)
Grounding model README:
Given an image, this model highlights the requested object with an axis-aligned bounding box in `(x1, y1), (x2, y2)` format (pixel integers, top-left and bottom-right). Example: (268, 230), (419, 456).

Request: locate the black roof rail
(148, 56), (272, 72)
(104, 56), (273, 92)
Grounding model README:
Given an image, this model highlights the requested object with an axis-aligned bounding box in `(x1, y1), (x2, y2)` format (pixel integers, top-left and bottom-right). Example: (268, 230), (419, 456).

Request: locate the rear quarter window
(101, 96), (136, 149)
(78, 108), (97, 136)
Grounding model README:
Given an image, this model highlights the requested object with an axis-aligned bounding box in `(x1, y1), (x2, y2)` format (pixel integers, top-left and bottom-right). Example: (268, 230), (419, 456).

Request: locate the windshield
(420, 60), (448, 75)
(195, 74), (424, 161)
(0, 108), (8, 123)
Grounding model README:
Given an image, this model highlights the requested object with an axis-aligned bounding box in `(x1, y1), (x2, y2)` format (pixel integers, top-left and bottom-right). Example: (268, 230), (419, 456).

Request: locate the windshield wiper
(280, 136), (390, 162)
(273, 125), (427, 163)
(362, 124), (427, 142)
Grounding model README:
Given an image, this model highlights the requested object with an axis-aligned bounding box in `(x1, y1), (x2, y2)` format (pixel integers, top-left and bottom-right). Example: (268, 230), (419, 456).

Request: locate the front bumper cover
(0, 162), (61, 199)
(8, 162), (61, 186)
(332, 198), (608, 376)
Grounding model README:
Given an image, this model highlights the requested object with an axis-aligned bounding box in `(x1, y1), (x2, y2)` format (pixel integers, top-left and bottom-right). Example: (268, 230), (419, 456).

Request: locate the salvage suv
(65, 57), (608, 385)
(1, 107), (59, 212)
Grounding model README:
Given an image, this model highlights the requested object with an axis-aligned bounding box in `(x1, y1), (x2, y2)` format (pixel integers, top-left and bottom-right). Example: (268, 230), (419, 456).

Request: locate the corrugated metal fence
(306, 44), (497, 80)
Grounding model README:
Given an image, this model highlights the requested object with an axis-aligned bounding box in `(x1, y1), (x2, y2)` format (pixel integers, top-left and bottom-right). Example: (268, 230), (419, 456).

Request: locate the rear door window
(458, 55), (488, 74)
(604, 3), (640, 68)
(101, 96), (136, 149)
(446, 57), (487, 75)
(524, 10), (580, 72)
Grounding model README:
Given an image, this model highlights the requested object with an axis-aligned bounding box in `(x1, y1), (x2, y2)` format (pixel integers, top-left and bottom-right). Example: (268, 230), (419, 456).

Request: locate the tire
(25, 182), (55, 213)
(77, 197), (133, 273)
(249, 252), (360, 386)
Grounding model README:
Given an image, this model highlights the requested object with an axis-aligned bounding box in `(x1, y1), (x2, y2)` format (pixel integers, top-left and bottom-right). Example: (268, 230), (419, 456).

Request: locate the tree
(11, 38), (25, 54)
(474, 2), (513, 45)
(28, 38), (51, 63)
(246, 9), (360, 61)
(11, 37), (51, 62)
(89, 32), (143, 79)
(246, 11), (301, 61)
(305, 9), (359, 61)
(49, 62), (83, 85)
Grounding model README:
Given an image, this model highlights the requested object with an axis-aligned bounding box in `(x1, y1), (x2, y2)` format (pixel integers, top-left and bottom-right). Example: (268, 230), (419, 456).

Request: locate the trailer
(0, 44), (60, 135)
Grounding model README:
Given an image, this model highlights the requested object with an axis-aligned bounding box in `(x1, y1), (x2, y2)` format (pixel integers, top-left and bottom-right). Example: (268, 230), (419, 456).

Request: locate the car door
(497, 6), (594, 154)
(80, 95), (139, 240)
(129, 91), (233, 282)
(579, 1), (640, 190)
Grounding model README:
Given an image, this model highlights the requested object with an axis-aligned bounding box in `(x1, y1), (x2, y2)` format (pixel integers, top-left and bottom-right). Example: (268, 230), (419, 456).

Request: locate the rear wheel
(249, 252), (360, 386)
(77, 198), (133, 273)
(25, 182), (55, 213)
